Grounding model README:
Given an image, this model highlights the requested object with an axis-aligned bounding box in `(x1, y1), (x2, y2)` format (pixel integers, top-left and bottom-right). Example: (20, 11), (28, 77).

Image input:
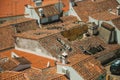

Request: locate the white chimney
(117, 5), (120, 15)
(61, 52), (68, 64)
(38, 8), (44, 16)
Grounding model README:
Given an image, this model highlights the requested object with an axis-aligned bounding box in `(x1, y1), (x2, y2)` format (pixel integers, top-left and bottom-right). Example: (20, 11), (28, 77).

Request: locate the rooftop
(91, 10), (120, 21)
(71, 36), (120, 63)
(0, 71), (28, 80)
(42, 0), (69, 12)
(0, 17), (35, 27)
(73, 0), (118, 22)
(58, 53), (105, 80)
(15, 29), (60, 40)
(0, 0), (34, 18)
(0, 26), (15, 51)
(35, 4), (59, 18)
(112, 17), (120, 30)
(39, 32), (79, 58)
(42, 15), (79, 30)
(0, 49), (55, 69)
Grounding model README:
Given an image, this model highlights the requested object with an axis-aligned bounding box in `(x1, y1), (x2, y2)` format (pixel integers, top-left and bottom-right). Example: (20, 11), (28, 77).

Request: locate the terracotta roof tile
(71, 36), (120, 63)
(0, 57), (19, 71)
(42, 0), (69, 12)
(35, 4), (59, 18)
(42, 16), (79, 30)
(23, 67), (68, 80)
(22, 67), (42, 80)
(101, 22), (115, 31)
(0, 49), (55, 69)
(91, 11), (120, 21)
(15, 29), (60, 40)
(68, 54), (105, 80)
(112, 17), (120, 30)
(39, 33), (79, 58)
(0, 71), (28, 80)
(74, 0), (118, 22)
(41, 67), (68, 80)
(0, 18), (34, 27)
(42, 0), (59, 6)
(0, 0), (34, 18)
(0, 26), (15, 51)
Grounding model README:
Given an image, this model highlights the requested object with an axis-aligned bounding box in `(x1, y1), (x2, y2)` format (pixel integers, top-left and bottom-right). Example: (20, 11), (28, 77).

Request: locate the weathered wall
(15, 37), (53, 59)
(41, 15), (59, 24)
(99, 26), (111, 43)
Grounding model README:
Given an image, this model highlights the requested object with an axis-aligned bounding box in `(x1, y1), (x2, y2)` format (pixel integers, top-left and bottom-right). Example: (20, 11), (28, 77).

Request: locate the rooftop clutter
(0, 0), (120, 80)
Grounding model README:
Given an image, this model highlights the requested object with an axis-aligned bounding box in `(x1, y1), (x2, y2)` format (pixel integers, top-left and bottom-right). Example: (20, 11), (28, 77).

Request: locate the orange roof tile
(112, 17), (120, 30)
(42, 0), (59, 6)
(74, 0), (118, 22)
(42, 0), (69, 12)
(62, 0), (69, 12)
(0, 49), (55, 69)
(68, 54), (105, 80)
(91, 11), (120, 21)
(0, 0), (34, 18)
(0, 26), (15, 51)
(0, 71), (28, 80)
(15, 29), (60, 40)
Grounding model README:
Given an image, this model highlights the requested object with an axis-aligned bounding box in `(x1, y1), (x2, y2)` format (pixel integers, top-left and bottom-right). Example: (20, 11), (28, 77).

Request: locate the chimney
(38, 8), (44, 16)
(117, 5), (120, 15)
(61, 52), (68, 64)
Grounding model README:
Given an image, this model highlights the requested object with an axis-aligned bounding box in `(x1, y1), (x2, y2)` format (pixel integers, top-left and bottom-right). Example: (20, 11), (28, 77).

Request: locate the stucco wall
(116, 28), (120, 44)
(89, 17), (120, 44)
(99, 26), (111, 43)
(57, 65), (84, 80)
(25, 6), (39, 20)
(69, 2), (81, 21)
(15, 37), (54, 59)
(41, 15), (59, 24)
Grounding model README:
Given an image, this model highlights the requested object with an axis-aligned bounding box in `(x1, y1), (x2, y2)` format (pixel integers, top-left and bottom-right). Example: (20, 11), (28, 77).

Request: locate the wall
(41, 15), (59, 24)
(69, 2), (81, 21)
(25, 5), (39, 20)
(99, 26), (111, 43)
(52, 15), (59, 21)
(57, 65), (84, 80)
(116, 28), (120, 44)
(89, 17), (119, 44)
(15, 37), (54, 59)
(41, 17), (48, 24)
